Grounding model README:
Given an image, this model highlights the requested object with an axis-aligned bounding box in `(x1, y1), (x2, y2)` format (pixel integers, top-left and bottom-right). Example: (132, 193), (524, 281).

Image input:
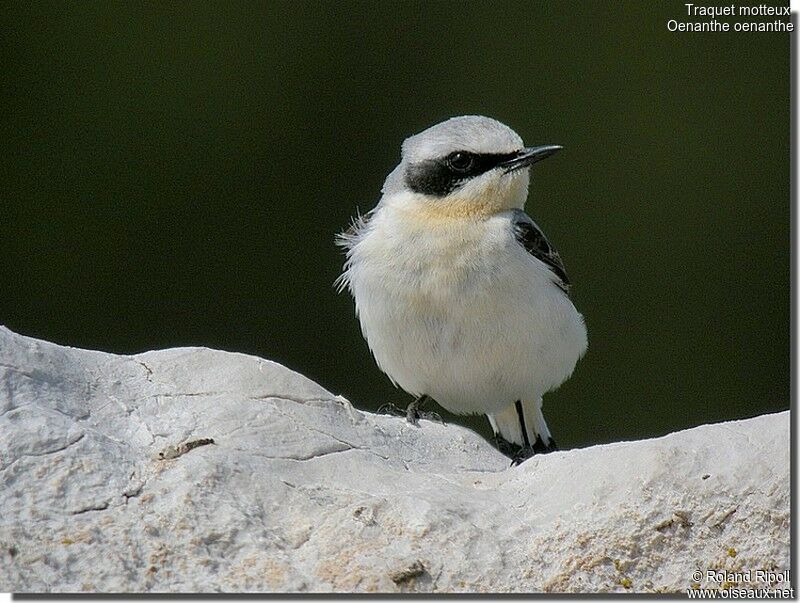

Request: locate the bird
(336, 115), (587, 462)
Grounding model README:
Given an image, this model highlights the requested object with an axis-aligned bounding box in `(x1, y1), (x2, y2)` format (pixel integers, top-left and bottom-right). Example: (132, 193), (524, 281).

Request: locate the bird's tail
(487, 398), (557, 452)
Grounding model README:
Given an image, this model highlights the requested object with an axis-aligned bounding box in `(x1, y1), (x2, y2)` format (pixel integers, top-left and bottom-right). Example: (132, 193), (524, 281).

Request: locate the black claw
(510, 448), (534, 466)
(378, 396), (443, 426)
(494, 433), (518, 457)
(410, 410), (444, 425)
(422, 411), (444, 425)
(406, 406), (420, 426)
(532, 435), (558, 454)
(495, 433), (559, 465)
(405, 394), (438, 427)
(377, 403), (405, 417)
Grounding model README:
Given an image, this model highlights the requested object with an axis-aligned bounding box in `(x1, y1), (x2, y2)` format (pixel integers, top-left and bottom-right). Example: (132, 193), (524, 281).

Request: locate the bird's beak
(501, 145), (563, 173)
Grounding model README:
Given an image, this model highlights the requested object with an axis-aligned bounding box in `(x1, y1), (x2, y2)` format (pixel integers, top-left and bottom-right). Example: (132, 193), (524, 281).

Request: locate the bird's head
(380, 115), (561, 220)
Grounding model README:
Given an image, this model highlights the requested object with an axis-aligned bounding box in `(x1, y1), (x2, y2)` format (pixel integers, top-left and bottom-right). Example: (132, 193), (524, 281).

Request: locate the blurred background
(1, 1), (790, 450)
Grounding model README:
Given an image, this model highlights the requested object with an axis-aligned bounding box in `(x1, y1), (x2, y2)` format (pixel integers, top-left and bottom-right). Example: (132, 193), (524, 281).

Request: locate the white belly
(345, 210), (587, 415)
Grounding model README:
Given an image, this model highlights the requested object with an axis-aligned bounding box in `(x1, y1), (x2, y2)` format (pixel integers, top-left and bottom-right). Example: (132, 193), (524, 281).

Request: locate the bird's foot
(532, 435), (559, 455)
(377, 403), (406, 417)
(404, 394), (444, 426)
(495, 434), (559, 466)
(407, 409), (445, 426)
(376, 400), (444, 426)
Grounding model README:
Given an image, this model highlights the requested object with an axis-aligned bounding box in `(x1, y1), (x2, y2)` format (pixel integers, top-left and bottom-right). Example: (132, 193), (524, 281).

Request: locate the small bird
(336, 115), (587, 462)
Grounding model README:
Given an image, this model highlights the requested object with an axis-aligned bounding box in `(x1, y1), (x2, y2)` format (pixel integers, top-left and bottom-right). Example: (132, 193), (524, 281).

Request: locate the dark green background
(1, 1), (790, 449)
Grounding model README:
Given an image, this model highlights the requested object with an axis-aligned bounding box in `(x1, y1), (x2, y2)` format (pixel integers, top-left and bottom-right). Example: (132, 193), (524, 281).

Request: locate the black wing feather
(511, 211), (571, 294)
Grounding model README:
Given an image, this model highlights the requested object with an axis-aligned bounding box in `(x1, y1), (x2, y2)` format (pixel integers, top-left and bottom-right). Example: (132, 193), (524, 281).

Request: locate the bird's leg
(405, 394), (443, 426)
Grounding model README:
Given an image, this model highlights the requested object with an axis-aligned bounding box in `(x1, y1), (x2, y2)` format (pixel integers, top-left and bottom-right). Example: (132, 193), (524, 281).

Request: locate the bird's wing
(511, 210), (571, 294)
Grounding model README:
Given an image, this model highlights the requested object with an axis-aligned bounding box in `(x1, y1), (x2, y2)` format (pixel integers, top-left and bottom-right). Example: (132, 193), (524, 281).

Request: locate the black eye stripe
(405, 151), (521, 197)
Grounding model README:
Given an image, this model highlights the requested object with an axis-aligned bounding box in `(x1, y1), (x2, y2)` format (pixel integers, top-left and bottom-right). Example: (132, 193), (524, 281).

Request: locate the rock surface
(0, 327), (790, 593)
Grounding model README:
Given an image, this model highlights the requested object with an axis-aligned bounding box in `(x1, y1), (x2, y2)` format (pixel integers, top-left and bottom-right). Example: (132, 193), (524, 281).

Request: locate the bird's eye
(446, 152), (474, 172)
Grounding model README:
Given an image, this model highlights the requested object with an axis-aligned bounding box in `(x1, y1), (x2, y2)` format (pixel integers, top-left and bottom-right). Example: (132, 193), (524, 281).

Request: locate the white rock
(0, 327), (789, 593)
